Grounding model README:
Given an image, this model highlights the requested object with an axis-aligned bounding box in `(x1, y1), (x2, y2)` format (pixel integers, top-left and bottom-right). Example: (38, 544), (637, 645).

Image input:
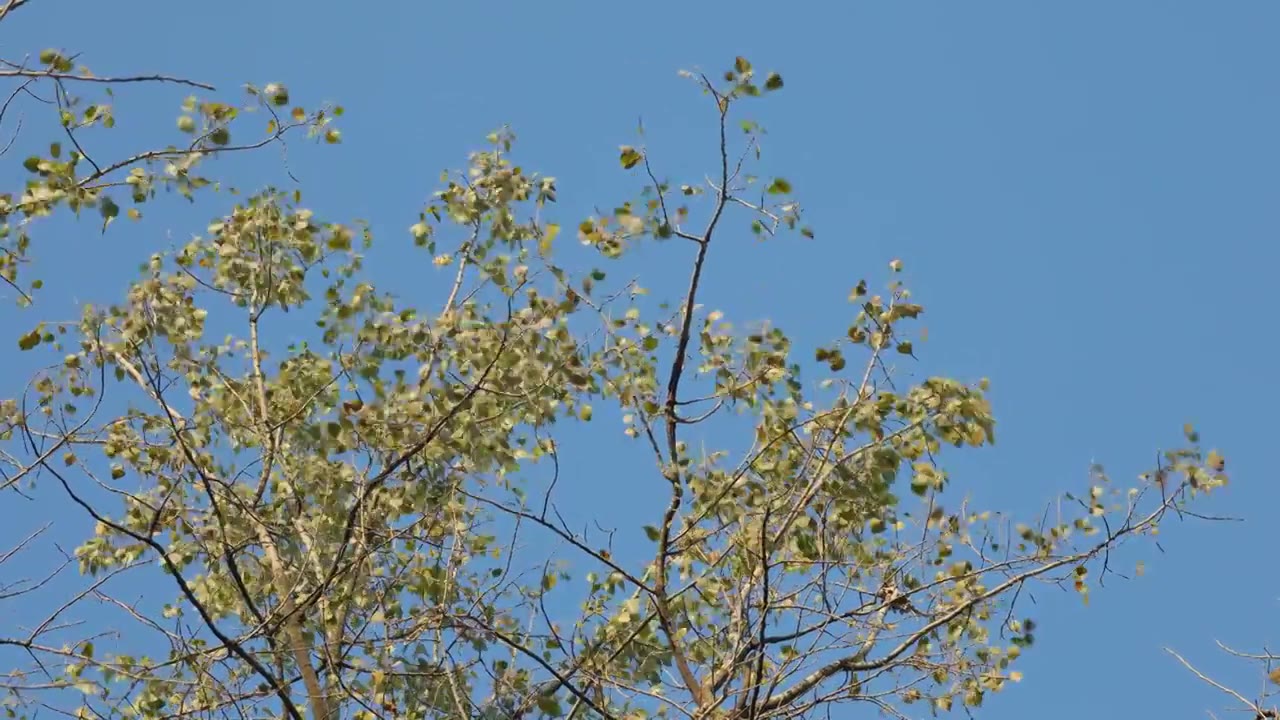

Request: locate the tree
(0, 32), (1231, 720)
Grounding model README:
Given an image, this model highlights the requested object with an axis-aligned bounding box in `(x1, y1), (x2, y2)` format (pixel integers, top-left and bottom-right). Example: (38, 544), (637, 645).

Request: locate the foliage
(0, 14), (1233, 720)
(0, 0), (340, 306)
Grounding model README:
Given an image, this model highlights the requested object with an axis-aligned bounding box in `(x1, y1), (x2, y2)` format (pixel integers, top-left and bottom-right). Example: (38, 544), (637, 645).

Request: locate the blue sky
(3, 1), (1278, 718)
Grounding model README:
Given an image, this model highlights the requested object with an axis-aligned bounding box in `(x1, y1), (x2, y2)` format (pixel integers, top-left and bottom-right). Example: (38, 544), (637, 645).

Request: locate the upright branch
(649, 73), (734, 711)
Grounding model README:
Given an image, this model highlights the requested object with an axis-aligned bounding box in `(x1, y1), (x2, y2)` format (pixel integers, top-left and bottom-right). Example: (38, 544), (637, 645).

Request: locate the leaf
(266, 83), (289, 106)
(765, 72), (784, 91)
(735, 56), (752, 74)
(643, 525), (661, 541)
(49, 142), (62, 158)
(1269, 667), (1280, 685)
(1183, 423), (1199, 443)
(325, 129), (342, 144)
(16, 330), (40, 351)
(99, 196), (119, 221)
(535, 694), (562, 717)
(177, 116), (196, 133)
(619, 146), (643, 169)
(540, 223), (560, 255)
(291, 107), (306, 122)
(1207, 450), (1225, 472)
(910, 475), (930, 496)
(766, 177), (792, 195)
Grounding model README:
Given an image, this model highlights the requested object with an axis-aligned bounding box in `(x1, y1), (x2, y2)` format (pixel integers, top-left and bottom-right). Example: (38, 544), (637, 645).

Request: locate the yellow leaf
(540, 223), (560, 256)
(1009, 671), (1023, 682)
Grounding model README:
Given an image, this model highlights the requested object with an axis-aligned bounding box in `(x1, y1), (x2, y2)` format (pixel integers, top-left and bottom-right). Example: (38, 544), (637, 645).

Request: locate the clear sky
(4, 1), (1278, 718)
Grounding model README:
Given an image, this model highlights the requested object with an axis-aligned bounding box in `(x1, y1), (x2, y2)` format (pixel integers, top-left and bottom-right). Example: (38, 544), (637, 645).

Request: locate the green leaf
(910, 475), (930, 496)
(535, 694), (562, 717)
(99, 196), (120, 223)
(177, 116), (196, 133)
(766, 177), (792, 195)
(619, 146), (643, 169)
(735, 56), (752, 74)
(765, 72), (784, 91)
(266, 83), (290, 106)
(17, 330), (40, 351)
(643, 525), (661, 542)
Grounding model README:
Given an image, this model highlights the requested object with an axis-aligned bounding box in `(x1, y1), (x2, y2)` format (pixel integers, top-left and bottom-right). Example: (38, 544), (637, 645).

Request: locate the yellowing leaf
(540, 223), (561, 255)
